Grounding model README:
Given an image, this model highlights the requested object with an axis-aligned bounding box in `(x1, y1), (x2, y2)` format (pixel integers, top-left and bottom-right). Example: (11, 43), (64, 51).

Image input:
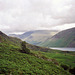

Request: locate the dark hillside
(40, 28), (75, 47)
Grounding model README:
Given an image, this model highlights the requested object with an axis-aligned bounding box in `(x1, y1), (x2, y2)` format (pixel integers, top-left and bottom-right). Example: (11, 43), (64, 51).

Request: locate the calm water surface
(50, 47), (75, 51)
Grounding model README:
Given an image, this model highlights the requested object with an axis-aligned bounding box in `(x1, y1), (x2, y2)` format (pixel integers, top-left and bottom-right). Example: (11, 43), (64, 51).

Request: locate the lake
(50, 47), (75, 51)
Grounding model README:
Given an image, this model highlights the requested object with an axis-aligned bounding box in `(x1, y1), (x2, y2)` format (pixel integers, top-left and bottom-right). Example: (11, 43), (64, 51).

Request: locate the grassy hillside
(40, 28), (75, 47)
(1, 31), (75, 75)
(0, 43), (71, 75)
(26, 43), (52, 52)
(0, 31), (72, 75)
(0, 31), (22, 48)
(42, 50), (75, 67)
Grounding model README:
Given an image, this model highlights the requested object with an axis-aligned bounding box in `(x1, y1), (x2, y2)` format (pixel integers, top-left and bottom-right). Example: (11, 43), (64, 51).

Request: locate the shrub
(41, 55), (48, 60)
(25, 48), (30, 54)
(21, 41), (26, 50)
(69, 67), (75, 75)
(60, 64), (69, 70)
(21, 41), (30, 54)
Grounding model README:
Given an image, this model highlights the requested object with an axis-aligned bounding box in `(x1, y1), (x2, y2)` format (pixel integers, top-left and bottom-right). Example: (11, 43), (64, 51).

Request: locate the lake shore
(50, 47), (75, 51)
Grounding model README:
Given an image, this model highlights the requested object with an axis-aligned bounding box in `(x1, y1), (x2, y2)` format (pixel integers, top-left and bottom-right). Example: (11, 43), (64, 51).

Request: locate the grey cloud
(0, 0), (75, 34)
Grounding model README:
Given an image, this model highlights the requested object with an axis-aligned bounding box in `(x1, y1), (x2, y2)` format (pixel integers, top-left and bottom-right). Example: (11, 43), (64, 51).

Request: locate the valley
(9, 28), (75, 48)
(0, 0), (75, 75)
(9, 30), (58, 45)
(0, 30), (75, 75)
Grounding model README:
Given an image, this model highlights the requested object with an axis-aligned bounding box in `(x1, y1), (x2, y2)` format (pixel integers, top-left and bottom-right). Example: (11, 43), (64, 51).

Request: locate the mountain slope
(40, 28), (75, 47)
(0, 31), (52, 52)
(0, 46), (70, 75)
(0, 31), (22, 48)
(0, 31), (71, 75)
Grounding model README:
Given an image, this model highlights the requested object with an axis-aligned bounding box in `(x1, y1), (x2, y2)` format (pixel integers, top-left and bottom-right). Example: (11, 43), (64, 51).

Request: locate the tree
(21, 41), (30, 54)
(21, 41), (26, 50)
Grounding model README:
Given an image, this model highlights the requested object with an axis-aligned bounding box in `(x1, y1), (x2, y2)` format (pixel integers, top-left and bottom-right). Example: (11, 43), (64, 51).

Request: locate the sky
(0, 0), (75, 34)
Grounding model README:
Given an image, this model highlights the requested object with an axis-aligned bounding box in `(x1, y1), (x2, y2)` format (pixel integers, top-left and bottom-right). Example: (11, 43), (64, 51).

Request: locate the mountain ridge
(40, 27), (75, 47)
(9, 30), (58, 45)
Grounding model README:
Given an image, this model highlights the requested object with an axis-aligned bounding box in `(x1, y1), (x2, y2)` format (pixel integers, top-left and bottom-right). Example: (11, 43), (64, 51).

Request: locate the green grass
(42, 50), (75, 68)
(0, 43), (70, 75)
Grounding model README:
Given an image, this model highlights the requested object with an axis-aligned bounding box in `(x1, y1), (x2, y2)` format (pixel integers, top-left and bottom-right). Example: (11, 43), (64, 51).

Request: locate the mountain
(0, 31), (53, 52)
(9, 30), (58, 45)
(9, 34), (20, 38)
(9, 31), (34, 39)
(40, 28), (75, 47)
(0, 31), (71, 75)
(0, 31), (51, 52)
(0, 31), (22, 48)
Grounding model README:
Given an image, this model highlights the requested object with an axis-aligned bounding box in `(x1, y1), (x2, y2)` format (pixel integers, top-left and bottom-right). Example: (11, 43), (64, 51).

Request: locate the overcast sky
(0, 0), (75, 34)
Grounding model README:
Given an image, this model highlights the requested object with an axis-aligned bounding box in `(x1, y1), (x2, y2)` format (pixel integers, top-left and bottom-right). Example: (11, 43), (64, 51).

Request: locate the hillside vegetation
(0, 32), (70, 75)
(0, 31), (22, 48)
(0, 43), (71, 75)
(0, 31), (75, 75)
(40, 28), (75, 47)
